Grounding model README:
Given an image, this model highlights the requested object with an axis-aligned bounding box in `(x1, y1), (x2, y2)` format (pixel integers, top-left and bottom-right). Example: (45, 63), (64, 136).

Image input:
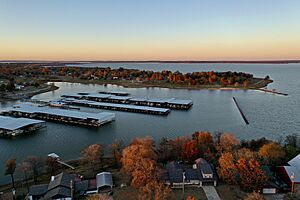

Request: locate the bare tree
(4, 156), (16, 188)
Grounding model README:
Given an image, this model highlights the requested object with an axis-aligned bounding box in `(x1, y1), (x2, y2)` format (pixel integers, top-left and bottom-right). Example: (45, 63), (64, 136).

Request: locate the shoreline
(0, 84), (59, 101)
(0, 78), (272, 102)
(45, 77), (272, 90)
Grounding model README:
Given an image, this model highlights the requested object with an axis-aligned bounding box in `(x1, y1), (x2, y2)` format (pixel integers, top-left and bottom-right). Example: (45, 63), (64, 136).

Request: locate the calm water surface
(0, 63), (299, 184)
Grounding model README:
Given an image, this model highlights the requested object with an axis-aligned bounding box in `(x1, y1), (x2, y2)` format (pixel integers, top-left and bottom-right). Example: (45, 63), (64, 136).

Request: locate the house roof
(44, 186), (71, 199)
(288, 154), (300, 167)
(168, 169), (184, 184)
(283, 166), (300, 183)
(166, 161), (181, 170)
(29, 184), (48, 196)
(96, 172), (113, 190)
(185, 169), (199, 180)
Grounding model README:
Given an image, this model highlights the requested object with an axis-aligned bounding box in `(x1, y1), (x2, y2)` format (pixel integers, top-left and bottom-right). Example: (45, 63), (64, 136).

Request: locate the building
(96, 172), (113, 193)
(0, 116), (45, 137)
(28, 172), (96, 200)
(278, 154), (300, 192)
(162, 159), (218, 188)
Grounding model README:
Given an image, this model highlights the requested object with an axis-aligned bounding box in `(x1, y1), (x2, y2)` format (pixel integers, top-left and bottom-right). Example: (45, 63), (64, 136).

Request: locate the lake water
(1, 63), (300, 184)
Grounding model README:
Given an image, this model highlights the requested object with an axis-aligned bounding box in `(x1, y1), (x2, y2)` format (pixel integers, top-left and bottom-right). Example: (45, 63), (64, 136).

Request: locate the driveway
(202, 186), (221, 200)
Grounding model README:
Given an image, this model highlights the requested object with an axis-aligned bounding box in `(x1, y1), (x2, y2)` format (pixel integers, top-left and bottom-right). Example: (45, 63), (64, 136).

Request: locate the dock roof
(0, 116), (45, 131)
(7, 103), (115, 122)
(64, 99), (170, 113)
(61, 93), (193, 106)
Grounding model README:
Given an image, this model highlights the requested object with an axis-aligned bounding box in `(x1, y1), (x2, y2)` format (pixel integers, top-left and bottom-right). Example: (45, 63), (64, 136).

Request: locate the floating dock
(62, 93), (193, 110)
(61, 99), (171, 115)
(0, 116), (45, 137)
(233, 97), (249, 125)
(2, 103), (115, 127)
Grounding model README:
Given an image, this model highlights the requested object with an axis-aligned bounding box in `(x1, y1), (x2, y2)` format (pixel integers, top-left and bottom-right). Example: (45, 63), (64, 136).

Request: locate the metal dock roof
(63, 99), (170, 113)
(7, 103), (115, 122)
(98, 91), (129, 96)
(62, 93), (193, 105)
(0, 116), (45, 131)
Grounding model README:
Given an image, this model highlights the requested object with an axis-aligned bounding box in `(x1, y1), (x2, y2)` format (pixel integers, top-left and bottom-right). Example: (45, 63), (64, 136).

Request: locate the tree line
(4, 132), (299, 199)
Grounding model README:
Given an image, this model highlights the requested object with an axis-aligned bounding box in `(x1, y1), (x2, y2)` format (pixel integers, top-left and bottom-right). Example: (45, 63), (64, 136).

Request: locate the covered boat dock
(2, 103), (115, 127)
(0, 116), (45, 137)
(62, 93), (193, 110)
(61, 99), (170, 115)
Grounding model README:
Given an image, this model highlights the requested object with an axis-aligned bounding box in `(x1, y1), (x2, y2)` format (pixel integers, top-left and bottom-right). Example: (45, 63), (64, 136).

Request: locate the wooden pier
(233, 97), (249, 125)
(257, 88), (288, 96)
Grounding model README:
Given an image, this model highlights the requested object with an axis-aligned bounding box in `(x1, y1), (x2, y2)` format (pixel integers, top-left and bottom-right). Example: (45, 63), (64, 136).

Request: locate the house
(96, 172), (113, 193)
(195, 158), (218, 186)
(28, 172), (96, 200)
(162, 158), (218, 187)
(278, 154), (300, 192)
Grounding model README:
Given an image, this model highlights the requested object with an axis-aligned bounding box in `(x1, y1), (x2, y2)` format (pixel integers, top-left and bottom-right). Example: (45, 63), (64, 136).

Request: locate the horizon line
(1, 59), (300, 64)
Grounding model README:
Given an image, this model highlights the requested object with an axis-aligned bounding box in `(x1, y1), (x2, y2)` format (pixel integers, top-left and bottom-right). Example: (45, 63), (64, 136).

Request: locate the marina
(1, 103), (115, 127)
(61, 98), (171, 115)
(0, 116), (45, 137)
(62, 93), (193, 110)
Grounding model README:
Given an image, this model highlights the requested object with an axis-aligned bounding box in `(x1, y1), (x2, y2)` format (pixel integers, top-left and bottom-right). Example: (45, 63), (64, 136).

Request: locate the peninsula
(0, 63), (272, 100)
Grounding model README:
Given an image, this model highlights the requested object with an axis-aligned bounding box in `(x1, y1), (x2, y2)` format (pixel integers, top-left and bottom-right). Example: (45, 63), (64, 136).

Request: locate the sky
(0, 0), (300, 61)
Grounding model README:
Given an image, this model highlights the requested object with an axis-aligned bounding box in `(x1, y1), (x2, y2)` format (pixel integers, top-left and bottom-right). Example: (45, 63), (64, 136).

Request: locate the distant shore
(1, 60), (300, 64)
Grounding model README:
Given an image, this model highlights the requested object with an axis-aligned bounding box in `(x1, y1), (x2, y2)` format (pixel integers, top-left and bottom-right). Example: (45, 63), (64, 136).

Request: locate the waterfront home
(162, 158), (218, 188)
(28, 172), (96, 200)
(278, 154), (300, 192)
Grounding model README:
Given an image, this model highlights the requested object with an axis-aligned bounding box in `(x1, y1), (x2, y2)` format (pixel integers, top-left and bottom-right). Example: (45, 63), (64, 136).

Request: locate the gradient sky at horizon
(1, 0), (300, 61)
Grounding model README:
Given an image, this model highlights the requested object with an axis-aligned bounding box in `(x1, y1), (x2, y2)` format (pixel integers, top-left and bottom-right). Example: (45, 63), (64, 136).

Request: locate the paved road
(202, 186), (221, 200)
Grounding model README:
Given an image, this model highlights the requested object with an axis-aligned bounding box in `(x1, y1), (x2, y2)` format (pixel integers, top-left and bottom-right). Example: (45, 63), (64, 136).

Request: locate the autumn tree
(46, 156), (60, 176)
(81, 144), (104, 173)
(217, 152), (238, 184)
(25, 156), (44, 184)
(236, 158), (267, 192)
(109, 139), (124, 167)
(244, 191), (265, 200)
(158, 138), (173, 164)
(139, 180), (171, 200)
(186, 196), (197, 200)
(235, 148), (257, 161)
(121, 137), (157, 188)
(192, 132), (215, 162)
(217, 133), (240, 153)
(259, 142), (285, 165)
(182, 139), (198, 162)
(121, 137), (171, 199)
(5, 156), (17, 188)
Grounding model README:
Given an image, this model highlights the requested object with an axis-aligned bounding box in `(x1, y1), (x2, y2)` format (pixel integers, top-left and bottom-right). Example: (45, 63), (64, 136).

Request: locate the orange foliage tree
(258, 142), (285, 165)
(217, 152), (238, 184)
(81, 144), (104, 173)
(216, 133), (240, 153)
(236, 158), (267, 192)
(121, 137), (170, 199)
